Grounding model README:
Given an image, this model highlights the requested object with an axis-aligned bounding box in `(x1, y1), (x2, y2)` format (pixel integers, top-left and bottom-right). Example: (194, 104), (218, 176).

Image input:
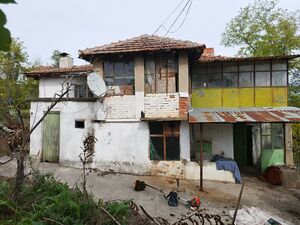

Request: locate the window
(75, 120), (85, 129)
(207, 63), (222, 87)
(272, 60), (287, 86)
(191, 59), (288, 89)
(145, 54), (178, 93)
(261, 123), (284, 150)
(103, 60), (135, 95)
(255, 61), (271, 86)
(74, 84), (86, 98)
(149, 122), (180, 160)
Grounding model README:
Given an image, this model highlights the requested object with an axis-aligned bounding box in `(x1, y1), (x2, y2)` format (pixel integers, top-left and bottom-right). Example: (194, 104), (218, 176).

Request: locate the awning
(189, 107), (300, 123)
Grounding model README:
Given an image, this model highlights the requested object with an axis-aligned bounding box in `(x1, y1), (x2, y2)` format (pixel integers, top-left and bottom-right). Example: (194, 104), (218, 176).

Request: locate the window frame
(144, 54), (178, 94)
(191, 59), (288, 89)
(149, 121), (180, 161)
(261, 123), (284, 150)
(103, 59), (135, 95)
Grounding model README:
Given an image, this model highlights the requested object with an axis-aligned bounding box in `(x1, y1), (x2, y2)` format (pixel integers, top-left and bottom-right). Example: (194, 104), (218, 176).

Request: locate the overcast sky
(2, 0), (299, 65)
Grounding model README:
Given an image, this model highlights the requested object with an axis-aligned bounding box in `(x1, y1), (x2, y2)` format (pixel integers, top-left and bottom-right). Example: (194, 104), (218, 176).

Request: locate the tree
(0, 38), (28, 80)
(51, 50), (62, 67)
(221, 0), (300, 168)
(221, 0), (300, 57)
(0, 0), (16, 51)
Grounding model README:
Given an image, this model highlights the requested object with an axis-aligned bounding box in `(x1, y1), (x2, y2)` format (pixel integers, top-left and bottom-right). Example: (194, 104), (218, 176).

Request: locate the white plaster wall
(30, 101), (95, 162)
(92, 122), (151, 174)
(252, 124), (261, 166)
(202, 124), (234, 159)
(39, 77), (85, 98)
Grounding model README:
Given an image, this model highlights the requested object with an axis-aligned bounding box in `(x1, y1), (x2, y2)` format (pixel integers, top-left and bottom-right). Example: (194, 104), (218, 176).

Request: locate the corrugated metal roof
(189, 107), (300, 123)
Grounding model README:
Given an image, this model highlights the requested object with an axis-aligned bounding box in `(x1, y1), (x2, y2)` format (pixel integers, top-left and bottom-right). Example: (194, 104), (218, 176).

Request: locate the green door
(233, 123), (247, 167)
(42, 112), (60, 163)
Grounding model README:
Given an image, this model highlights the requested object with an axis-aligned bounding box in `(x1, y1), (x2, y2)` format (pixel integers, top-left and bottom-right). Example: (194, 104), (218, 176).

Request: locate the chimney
(202, 48), (215, 57)
(59, 52), (73, 68)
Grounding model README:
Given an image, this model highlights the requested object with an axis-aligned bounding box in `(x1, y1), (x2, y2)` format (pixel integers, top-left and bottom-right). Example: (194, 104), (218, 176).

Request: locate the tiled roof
(79, 34), (205, 59)
(24, 65), (94, 77)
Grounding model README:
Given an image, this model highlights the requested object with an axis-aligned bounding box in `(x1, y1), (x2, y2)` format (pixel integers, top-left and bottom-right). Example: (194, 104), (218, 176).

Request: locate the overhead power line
(153, 0), (194, 37)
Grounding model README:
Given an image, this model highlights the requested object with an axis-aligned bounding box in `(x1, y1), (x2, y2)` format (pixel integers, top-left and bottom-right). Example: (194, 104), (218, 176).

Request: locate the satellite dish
(87, 72), (107, 97)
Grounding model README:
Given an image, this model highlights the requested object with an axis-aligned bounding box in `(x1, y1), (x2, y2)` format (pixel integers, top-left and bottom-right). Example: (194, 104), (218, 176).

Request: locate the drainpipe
(200, 123), (204, 191)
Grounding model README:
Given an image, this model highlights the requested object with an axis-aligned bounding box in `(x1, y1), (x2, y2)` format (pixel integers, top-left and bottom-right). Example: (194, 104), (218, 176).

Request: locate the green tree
(221, 0), (300, 167)
(221, 0), (300, 57)
(0, 38), (28, 80)
(0, 0), (16, 51)
(51, 49), (62, 67)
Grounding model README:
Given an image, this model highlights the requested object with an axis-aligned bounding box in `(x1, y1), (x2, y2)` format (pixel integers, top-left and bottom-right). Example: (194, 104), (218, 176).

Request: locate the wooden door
(42, 112), (60, 163)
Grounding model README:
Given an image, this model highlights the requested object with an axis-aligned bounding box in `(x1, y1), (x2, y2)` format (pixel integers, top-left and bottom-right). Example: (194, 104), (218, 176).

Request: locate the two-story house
(25, 35), (300, 182)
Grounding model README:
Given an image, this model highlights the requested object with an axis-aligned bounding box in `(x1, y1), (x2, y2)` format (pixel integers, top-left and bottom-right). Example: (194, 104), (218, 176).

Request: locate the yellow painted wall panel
(223, 89), (240, 107)
(272, 87), (287, 106)
(255, 88), (272, 107)
(239, 88), (255, 107)
(192, 89), (222, 107)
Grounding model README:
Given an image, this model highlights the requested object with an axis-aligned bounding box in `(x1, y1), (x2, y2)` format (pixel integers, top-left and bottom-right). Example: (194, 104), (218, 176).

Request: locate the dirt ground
(1, 159), (299, 224)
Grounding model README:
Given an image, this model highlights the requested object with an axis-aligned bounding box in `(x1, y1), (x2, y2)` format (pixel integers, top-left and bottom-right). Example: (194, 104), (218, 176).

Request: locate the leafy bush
(0, 172), (137, 224)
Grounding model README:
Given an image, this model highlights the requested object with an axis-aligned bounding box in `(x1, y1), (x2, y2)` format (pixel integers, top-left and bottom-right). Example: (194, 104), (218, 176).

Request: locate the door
(233, 123), (247, 167)
(42, 112), (60, 163)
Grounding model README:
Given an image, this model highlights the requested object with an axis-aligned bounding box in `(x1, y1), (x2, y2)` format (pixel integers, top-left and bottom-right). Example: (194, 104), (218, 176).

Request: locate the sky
(2, 0), (300, 65)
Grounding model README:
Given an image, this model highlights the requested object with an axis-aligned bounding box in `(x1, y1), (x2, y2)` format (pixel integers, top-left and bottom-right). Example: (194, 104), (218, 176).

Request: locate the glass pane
(239, 61), (254, 72)
(104, 61), (113, 77)
(207, 63), (221, 73)
(149, 122), (163, 134)
(145, 57), (155, 75)
(272, 60), (287, 70)
(239, 72), (253, 87)
(223, 72), (238, 87)
(150, 137), (164, 160)
(192, 73), (206, 88)
(262, 135), (272, 149)
(104, 77), (113, 86)
(156, 55), (167, 77)
(166, 137), (180, 160)
(114, 77), (124, 86)
(272, 71), (287, 86)
(261, 123), (271, 135)
(125, 61), (134, 76)
(167, 54), (177, 73)
(255, 61), (270, 71)
(272, 123), (283, 149)
(75, 85), (86, 98)
(223, 62), (238, 72)
(207, 73), (222, 87)
(192, 63), (206, 74)
(255, 71), (270, 86)
(125, 76), (134, 85)
(114, 62), (124, 77)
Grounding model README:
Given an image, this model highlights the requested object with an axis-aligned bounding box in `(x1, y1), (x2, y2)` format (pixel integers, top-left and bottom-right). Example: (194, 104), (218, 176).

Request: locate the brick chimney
(202, 48), (215, 57)
(59, 53), (73, 68)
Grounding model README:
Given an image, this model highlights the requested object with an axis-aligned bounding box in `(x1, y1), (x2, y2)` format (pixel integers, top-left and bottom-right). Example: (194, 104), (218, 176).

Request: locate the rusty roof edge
(199, 54), (300, 62)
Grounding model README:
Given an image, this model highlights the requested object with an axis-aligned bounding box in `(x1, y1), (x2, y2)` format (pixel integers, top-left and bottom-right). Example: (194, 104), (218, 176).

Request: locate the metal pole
(200, 123), (203, 192)
(231, 182), (245, 225)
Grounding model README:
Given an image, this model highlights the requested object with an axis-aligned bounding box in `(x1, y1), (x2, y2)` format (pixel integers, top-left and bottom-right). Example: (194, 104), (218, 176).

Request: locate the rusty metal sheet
(189, 107), (300, 123)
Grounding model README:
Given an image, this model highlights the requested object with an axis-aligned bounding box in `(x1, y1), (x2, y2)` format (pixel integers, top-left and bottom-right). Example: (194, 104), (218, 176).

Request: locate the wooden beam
(200, 123), (203, 192)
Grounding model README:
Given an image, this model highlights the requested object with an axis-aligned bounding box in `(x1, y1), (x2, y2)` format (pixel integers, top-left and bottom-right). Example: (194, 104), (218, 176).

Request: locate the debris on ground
(229, 206), (291, 225)
(0, 155), (12, 164)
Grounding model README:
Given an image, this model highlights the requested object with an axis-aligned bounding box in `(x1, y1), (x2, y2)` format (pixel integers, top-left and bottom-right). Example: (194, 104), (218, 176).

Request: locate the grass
(0, 172), (134, 225)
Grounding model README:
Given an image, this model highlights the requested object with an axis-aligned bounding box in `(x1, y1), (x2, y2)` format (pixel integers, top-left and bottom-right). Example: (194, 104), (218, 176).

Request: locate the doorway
(42, 112), (60, 163)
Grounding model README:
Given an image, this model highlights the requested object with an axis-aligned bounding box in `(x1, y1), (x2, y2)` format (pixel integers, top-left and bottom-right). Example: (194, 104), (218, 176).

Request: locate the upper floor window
(145, 54), (178, 94)
(191, 59), (288, 88)
(103, 60), (135, 95)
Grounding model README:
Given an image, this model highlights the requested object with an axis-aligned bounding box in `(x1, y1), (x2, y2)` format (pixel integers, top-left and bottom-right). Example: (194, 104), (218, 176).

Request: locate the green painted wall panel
(261, 149), (284, 171)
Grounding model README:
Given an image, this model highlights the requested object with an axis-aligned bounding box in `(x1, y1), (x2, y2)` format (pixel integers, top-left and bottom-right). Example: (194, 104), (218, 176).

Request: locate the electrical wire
(153, 0), (186, 35)
(164, 0), (192, 37)
(169, 0), (193, 34)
